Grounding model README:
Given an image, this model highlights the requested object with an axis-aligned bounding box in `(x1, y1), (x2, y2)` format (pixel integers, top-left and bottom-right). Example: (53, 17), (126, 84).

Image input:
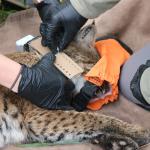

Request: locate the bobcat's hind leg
(91, 133), (139, 150)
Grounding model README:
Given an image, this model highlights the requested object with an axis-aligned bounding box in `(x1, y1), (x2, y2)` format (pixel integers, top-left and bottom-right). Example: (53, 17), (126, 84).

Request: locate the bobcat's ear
(72, 22), (99, 60)
(74, 22), (96, 47)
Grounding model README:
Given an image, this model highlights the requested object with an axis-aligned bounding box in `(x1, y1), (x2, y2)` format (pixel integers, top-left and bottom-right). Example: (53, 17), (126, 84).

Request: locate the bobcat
(0, 24), (150, 150)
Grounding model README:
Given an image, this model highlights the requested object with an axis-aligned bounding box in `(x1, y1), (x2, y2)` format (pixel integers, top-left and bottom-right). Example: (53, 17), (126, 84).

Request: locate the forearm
(70, 0), (120, 19)
(0, 54), (22, 93)
(34, 0), (120, 18)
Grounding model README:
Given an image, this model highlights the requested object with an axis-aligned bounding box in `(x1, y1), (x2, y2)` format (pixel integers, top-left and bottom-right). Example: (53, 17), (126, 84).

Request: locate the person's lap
(119, 45), (150, 110)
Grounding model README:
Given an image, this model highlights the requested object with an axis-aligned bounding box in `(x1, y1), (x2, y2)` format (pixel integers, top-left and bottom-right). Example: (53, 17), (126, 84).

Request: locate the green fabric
(70, 0), (120, 19)
(16, 140), (85, 148)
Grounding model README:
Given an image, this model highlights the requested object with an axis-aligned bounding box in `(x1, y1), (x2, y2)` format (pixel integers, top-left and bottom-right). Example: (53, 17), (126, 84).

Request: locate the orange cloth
(85, 39), (130, 110)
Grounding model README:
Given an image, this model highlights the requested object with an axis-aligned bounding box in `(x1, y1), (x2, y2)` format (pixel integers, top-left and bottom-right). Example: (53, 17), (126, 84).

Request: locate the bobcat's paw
(91, 133), (139, 150)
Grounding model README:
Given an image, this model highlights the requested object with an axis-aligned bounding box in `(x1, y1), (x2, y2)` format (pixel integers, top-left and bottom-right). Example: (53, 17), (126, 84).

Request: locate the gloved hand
(36, 0), (60, 22)
(85, 38), (131, 110)
(36, 0), (87, 53)
(18, 52), (75, 110)
(72, 81), (101, 112)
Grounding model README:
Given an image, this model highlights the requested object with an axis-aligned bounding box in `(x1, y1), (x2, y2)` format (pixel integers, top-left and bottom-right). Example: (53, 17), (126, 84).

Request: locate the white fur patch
(0, 114), (26, 147)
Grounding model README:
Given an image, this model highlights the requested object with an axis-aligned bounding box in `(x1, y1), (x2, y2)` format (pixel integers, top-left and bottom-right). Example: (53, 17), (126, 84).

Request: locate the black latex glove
(72, 81), (101, 112)
(18, 52), (75, 110)
(36, 0), (60, 22)
(37, 0), (87, 53)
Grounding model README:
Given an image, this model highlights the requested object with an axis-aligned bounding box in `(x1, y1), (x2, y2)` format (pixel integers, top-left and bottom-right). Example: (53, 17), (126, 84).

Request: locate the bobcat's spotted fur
(0, 24), (150, 150)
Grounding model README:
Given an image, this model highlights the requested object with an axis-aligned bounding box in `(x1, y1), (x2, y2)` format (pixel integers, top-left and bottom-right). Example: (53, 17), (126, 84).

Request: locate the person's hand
(72, 81), (100, 112)
(36, 0), (87, 53)
(18, 52), (75, 110)
(36, 0), (60, 22)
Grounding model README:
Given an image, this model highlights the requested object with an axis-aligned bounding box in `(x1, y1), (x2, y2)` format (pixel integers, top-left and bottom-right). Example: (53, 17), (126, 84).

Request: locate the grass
(0, 0), (23, 24)
(0, 9), (16, 24)
(0, 10), (10, 23)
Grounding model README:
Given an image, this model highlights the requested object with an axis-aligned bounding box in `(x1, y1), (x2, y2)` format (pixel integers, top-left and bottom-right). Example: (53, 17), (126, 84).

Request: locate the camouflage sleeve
(70, 0), (120, 19)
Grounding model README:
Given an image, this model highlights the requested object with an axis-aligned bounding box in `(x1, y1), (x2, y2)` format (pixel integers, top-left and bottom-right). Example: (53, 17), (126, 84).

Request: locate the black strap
(96, 35), (133, 55)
